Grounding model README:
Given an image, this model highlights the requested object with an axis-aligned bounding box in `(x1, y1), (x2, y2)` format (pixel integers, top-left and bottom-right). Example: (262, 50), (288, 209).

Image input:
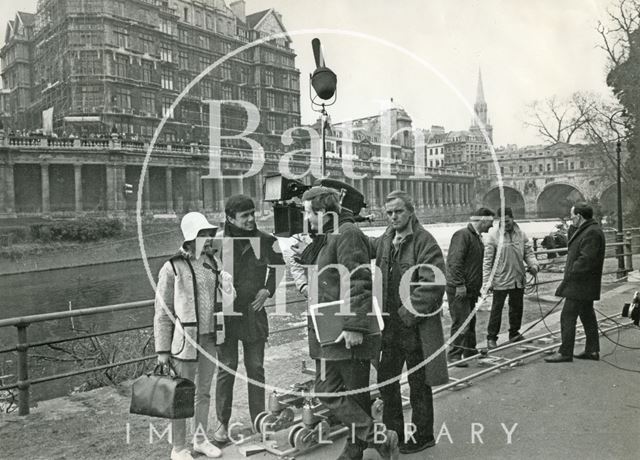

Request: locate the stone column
(41, 163), (50, 215)
(215, 178), (224, 212)
(255, 173), (264, 214)
(165, 167), (174, 213)
(106, 164), (126, 213)
(0, 163), (16, 216)
(143, 168), (151, 212)
(74, 164), (83, 212)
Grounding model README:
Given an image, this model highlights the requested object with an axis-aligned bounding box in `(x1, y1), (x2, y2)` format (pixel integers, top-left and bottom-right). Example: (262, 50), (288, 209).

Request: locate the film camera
(621, 291), (640, 326)
(263, 175), (370, 236)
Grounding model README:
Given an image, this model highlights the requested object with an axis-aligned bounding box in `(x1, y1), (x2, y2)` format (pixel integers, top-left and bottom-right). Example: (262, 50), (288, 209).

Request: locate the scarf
(298, 211), (356, 265)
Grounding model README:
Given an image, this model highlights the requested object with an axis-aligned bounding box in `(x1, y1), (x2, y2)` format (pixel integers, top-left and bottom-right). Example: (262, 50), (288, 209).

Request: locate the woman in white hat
(154, 212), (234, 460)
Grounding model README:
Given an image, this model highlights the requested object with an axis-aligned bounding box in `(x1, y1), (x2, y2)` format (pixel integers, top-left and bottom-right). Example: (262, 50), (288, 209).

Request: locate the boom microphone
(310, 38), (337, 101)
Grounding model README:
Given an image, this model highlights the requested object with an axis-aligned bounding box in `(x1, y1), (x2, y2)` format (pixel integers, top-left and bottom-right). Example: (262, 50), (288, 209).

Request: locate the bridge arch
(483, 186), (525, 217)
(536, 182), (586, 218)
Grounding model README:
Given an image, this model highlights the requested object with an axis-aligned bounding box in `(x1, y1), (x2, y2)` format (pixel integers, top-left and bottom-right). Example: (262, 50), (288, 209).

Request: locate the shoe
(487, 339), (498, 349)
(171, 448), (194, 460)
(399, 437), (435, 454)
(449, 356), (468, 368)
(544, 353), (573, 363)
(193, 439), (222, 458)
(509, 334), (525, 343)
(574, 351), (599, 361)
(463, 348), (479, 358)
(371, 429), (399, 460)
(213, 423), (229, 444)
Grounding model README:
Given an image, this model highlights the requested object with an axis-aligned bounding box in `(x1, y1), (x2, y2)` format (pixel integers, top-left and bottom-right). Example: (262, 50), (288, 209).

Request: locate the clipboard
(309, 297), (384, 347)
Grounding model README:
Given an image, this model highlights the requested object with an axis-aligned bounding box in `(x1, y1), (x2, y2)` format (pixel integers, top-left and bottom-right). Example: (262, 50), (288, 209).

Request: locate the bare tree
(597, 0), (640, 67)
(524, 92), (603, 144)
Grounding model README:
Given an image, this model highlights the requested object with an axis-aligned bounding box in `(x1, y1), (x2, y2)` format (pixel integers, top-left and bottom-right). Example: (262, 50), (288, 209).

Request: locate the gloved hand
(157, 353), (170, 365)
(528, 265), (539, 276)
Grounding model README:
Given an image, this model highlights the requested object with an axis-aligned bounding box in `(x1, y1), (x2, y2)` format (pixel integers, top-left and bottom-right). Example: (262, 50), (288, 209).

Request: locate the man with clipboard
(295, 185), (399, 460)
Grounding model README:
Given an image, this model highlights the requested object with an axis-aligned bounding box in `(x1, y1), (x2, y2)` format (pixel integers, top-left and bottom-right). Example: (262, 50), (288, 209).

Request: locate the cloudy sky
(1, 0), (618, 146)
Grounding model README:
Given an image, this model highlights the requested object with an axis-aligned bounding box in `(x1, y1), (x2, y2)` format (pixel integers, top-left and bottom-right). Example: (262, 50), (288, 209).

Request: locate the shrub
(30, 218), (125, 243)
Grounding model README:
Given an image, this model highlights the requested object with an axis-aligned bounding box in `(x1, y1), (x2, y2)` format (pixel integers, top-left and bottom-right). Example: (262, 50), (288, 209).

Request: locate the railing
(1, 228), (638, 416)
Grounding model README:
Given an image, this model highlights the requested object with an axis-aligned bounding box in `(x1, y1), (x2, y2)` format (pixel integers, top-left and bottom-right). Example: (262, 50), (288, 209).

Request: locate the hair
(301, 186), (341, 213)
(225, 194), (255, 218)
(496, 207), (513, 218)
(474, 207), (496, 217)
(572, 202), (593, 220)
(385, 190), (415, 213)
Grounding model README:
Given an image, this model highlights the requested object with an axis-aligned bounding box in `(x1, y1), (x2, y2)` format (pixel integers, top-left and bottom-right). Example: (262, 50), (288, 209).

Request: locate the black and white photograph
(0, 1), (639, 459)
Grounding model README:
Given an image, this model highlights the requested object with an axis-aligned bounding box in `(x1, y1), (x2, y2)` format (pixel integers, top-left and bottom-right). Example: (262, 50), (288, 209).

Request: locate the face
(385, 198), (412, 231)
(570, 207), (582, 227)
(478, 217), (494, 234)
(197, 228), (217, 252)
(229, 208), (256, 231)
(502, 215), (514, 232)
(303, 200), (321, 231)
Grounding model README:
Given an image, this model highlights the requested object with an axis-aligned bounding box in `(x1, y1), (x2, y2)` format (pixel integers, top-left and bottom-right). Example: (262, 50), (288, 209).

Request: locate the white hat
(180, 212), (217, 241)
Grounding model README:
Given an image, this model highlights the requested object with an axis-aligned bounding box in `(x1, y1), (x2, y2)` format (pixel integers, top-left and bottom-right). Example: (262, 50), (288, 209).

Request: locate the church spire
(476, 68), (485, 104)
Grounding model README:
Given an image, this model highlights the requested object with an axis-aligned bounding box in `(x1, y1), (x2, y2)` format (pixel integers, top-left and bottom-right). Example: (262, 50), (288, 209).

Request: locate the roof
(246, 9), (270, 28)
(17, 12), (36, 27)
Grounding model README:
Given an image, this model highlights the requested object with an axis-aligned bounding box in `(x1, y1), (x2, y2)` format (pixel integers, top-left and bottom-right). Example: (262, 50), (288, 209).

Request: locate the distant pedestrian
(446, 208), (495, 366)
(545, 203), (605, 363)
(483, 207), (539, 349)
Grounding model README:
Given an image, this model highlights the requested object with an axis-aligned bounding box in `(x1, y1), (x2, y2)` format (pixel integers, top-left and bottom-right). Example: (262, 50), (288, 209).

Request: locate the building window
(266, 92), (274, 107)
(113, 88), (131, 110)
(140, 33), (154, 54)
(162, 99), (174, 119)
(142, 61), (153, 83)
(161, 69), (174, 90)
(79, 85), (102, 111)
(221, 62), (232, 80)
(199, 56), (209, 72)
(77, 51), (102, 74)
(114, 55), (128, 77)
(177, 74), (189, 91)
(547, 163), (551, 171)
(528, 164), (533, 172)
(222, 85), (233, 100)
(538, 164), (543, 172)
(178, 50), (189, 69)
(161, 19), (174, 36)
(114, 27), (128, 48)
(267, 115), (276, 132)
(201, 79), (213, 99)
(160, 42), (172, 62)
(140, 91), (155, 115)
(179, 29), (189, 43)
(265, 69), (274, 86)
(570, 161), (575, 170)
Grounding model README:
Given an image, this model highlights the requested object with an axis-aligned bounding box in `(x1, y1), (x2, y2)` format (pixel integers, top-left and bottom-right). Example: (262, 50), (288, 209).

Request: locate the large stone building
(0, 0), (301, 151)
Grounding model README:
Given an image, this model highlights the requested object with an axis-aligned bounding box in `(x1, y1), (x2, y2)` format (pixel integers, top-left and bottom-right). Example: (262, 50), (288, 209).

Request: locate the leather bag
(129, 363), (195, 419)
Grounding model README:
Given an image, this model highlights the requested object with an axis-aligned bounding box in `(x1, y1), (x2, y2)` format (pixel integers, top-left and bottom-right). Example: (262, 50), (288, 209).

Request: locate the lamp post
(309, 38), (337, 177)
(609, 109), (626, 278)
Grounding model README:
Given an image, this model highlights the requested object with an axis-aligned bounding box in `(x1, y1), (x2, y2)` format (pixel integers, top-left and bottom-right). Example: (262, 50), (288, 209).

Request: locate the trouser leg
(242, 339), (266, 424)
(578, 300), (600, 353)
(171, 359), (197, 450)
(447, 290), (473, 358)
(377, 340), (405, 438)
(315, 359), (375, 444)
(559, 298), (580, 356)
(463, 296), (478, 354)
(487, 290), (507, 341)
(405, 345), (434, 443)
(215, 338), (239, 425)
(193, 334), (217, 443)
(508, 288), (525, 339)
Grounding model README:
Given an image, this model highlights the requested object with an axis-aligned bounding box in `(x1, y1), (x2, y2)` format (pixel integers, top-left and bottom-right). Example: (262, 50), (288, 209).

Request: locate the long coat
(555, 219), (606, 301)
(370, 217), (449, 386)
(308, 221), (381, 361)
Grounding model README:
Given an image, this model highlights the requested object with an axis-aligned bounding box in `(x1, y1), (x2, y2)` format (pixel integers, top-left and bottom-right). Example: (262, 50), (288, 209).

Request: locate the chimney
(230, 0), (246, 22)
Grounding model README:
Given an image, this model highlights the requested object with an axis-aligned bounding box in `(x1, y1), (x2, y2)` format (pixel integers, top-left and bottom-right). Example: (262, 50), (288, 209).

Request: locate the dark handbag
(129, 362), (195, 419)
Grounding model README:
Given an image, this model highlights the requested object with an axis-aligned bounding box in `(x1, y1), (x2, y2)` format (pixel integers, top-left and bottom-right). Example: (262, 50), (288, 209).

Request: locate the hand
(291, 237), (309, 257)
(157, 353), (170, 365)
(528, 265), (539, 276)
(398, 306), (417, 328)
(251, 288), (270, 311)
(335, 330), (364, 349)
(455, 286), (467, 299)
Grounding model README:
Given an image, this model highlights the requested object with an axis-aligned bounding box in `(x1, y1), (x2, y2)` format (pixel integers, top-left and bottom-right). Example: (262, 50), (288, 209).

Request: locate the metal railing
(1, 228), (638, 415)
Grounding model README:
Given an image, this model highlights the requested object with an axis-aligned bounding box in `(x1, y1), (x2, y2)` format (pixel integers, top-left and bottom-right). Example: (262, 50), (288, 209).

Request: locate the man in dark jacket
(214, 195), (284, 442)
(297, 186), (399, 460)
(445, 208), (495, 366)
(370, 191), (448, 454)
(545, 203), (605, 363)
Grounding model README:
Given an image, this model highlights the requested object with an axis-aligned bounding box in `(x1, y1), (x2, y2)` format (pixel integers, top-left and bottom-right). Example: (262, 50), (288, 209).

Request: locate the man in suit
(370, 191), (449, 454)
(545, 202), (606, 363)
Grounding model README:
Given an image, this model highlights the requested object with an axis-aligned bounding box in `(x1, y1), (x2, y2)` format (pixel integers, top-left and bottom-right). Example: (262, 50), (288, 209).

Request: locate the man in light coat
(482, 207), (539, 349)
(370, 191), (448, 455)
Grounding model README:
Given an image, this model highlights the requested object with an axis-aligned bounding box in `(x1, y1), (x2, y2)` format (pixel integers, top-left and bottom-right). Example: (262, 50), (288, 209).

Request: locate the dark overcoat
(308, 221), (381, 361)
(555, 219), (606, 301)
(370, 217), (449, 386)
